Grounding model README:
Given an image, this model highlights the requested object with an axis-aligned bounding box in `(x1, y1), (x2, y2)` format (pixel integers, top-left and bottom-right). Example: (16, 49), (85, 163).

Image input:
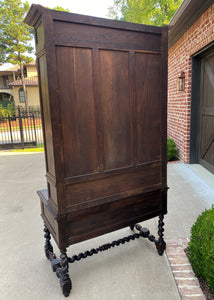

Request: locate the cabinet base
(43, 215), (166, 297)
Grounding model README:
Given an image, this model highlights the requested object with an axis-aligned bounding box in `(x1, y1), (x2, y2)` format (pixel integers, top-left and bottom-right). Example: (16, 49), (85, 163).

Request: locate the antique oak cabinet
(25, 5), (168, 297)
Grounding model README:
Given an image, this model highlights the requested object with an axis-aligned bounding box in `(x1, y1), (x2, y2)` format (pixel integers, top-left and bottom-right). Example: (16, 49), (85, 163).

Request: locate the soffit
(169, 0), (214, 48)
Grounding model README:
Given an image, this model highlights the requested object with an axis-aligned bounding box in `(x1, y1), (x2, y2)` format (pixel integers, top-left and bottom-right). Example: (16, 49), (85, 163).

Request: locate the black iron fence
(0, 107), (43, 149)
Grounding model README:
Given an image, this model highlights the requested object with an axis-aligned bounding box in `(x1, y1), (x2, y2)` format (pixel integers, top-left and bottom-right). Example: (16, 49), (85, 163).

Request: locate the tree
(108, 0), (183, 26)
(47, 6), (70, 12)
(0, 0), (34, 114)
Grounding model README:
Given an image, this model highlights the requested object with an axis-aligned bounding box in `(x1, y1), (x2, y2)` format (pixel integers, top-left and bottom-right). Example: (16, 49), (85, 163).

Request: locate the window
(19, 88), (25, 103)
(2, 93), (10, 101)
(3, 75), (9, 88)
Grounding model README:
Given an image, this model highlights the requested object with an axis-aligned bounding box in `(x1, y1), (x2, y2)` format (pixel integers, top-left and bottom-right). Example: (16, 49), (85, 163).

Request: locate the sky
(25, 0), (114, 18)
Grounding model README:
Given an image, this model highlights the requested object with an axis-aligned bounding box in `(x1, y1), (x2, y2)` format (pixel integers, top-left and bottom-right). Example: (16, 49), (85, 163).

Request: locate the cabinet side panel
(56, 46), (99, 177)
(100, 50), (132, 170)
(135, 53), (161, 164)
(38, 55), (55, 176)
(35, 22), (44, 53)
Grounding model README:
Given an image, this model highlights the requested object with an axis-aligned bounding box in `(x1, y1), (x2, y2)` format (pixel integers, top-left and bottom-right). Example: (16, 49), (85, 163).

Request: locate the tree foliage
(46, 6), (70, 12)
(108, 0), (183, 26)
(0, 0), (33, 65)
(0, 0), (34, 114)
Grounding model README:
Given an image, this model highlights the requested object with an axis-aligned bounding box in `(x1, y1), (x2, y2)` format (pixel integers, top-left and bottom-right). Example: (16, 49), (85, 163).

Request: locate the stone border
(168, 160), (181, 164)
(166, 238), (206, 299)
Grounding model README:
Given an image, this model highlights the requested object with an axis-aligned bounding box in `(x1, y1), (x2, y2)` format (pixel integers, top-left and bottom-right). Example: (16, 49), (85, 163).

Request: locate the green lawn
(10, 143), (44, 153)
(10, 147), (44, 153)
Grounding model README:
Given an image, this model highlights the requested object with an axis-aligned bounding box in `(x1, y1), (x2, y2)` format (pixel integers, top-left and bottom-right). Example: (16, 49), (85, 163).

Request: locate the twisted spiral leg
(129, 224), (135, 231)
(58, 250), (72, 297)
(155, 215), (166, 255)
(44, 223), (53, 259)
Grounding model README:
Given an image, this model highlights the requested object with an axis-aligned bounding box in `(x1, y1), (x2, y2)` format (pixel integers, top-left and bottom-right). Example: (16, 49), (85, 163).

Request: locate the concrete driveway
(0, 152), (213, 300)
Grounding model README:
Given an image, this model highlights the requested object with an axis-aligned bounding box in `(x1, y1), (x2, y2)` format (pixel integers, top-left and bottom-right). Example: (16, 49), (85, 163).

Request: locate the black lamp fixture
(177, 71), (185, 91)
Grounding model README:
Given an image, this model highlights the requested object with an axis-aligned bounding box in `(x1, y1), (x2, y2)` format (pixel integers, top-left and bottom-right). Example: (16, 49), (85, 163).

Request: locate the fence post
(32, 113), (37, 145)
(18, 107), (24, 149)
(8, 115), (14, 146)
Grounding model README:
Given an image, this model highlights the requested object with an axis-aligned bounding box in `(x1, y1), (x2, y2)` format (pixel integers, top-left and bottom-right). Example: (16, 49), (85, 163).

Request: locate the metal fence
(0, 108), (43, 149)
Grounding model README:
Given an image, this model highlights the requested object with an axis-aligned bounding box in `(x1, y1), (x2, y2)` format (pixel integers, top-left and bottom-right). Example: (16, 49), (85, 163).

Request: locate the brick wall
(168, 4), (214, 163)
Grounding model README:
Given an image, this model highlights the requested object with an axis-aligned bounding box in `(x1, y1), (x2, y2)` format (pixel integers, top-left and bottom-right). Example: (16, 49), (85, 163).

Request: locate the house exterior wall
(0, 89), (13, 96)
(13, 86), (40, 108)
(0, 74), (15, 102)
(0, 74), (16, 88)
(168, 3), (214, 163)
(26, 65), (37, 78)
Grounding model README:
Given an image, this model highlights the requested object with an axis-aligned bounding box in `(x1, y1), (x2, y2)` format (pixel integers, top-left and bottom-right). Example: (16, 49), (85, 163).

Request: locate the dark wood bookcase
(25, 5), (168, 297)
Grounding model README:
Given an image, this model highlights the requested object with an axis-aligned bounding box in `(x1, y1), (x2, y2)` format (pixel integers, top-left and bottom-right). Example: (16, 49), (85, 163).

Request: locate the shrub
(17, 105), (41, 117)
(167, 137), (178, 161)
(0, 104), (7, 117)
(29, 105), (41, 114)
(7, 102), (15, 116)
(188, 206), (214, 292)
(0, 102), (15, 118)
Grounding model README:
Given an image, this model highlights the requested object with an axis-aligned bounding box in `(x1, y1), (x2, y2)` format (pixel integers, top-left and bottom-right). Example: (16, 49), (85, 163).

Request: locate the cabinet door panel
(100, 50), (132, 170)
(56, 46), (99, 177)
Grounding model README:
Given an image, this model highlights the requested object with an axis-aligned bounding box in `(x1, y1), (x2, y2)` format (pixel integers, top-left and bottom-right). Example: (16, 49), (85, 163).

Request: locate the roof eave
(169, 0), (213, 48)
(9, 84), (38, 87)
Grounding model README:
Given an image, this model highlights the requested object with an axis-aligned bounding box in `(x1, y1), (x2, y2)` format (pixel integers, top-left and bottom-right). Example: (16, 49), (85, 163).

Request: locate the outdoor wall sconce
(177, 71), (185, 91)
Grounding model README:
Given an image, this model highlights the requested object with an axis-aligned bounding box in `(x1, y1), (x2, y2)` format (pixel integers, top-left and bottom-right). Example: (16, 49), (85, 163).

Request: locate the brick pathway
(166, 238), (206, 299)
(168, 160), (181, 164)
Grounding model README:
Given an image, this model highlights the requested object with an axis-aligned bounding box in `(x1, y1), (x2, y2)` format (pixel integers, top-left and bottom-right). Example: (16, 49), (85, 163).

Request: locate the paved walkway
(0, 153), (213, 300)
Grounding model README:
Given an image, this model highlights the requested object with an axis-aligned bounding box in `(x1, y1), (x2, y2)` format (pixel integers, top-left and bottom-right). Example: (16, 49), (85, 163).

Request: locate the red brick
(182, 296), (206, 300)
(174, 271), (196, 279)
(171, 264), (192, 272)
(169, 257), (190, 264)
(176, 278), (200, 287)
(166, 249), (186, 256)
(167, 251), (188, 258)
(168, 2), (214, 163)
(179, 286), (204, 296)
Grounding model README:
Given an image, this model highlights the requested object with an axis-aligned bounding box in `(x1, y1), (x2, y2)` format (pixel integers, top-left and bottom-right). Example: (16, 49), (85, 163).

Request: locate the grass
(10, 143), (44, 153)
(10, 147), (44, 153)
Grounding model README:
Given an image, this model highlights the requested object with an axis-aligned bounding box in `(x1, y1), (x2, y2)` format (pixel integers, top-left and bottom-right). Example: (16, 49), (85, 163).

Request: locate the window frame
(19, 88), (25, 103)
